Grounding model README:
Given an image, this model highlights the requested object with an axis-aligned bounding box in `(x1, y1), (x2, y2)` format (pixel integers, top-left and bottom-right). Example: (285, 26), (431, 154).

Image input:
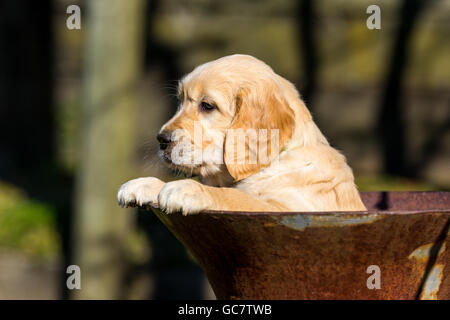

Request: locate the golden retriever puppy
(118, 54), (366, 214)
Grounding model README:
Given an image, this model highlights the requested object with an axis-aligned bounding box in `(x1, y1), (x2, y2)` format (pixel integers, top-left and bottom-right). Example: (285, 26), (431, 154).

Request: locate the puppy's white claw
(157, 180), (214, 215)
(117, 177), (165, 209)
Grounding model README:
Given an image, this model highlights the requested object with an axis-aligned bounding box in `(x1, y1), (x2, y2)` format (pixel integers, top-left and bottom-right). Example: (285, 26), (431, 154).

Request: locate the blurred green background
(0, 0), (449, 299)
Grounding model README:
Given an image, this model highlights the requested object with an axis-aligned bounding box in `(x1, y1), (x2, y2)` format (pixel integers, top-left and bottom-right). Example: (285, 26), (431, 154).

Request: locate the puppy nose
(157, 131), (171, 150)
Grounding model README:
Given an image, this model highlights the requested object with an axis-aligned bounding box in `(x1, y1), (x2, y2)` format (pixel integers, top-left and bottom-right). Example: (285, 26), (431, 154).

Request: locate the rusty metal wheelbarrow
(148, 192), (450, 300)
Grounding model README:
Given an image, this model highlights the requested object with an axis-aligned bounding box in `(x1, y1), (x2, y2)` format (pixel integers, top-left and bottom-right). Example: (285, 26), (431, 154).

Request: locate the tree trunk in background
(297, 0), (318, 111)
(73, 0), (146, 299)
(0, 0), (53, 180)
(377, 0), (431, 177)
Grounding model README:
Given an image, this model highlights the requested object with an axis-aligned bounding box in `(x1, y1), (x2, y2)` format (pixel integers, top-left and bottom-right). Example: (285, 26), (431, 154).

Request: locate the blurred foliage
(56, 97), (82, 173)
(0, 182), (60, 259)
(125, 228), (151, 265)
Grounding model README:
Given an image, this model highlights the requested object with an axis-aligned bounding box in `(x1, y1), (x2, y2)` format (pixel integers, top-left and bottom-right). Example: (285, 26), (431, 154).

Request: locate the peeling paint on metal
(276, 214), (383, 231)
(409, 242), (446, 299)
(263, 222), (277, 227)
(408, 242), (446, 264)
(420, 264), (444, 300)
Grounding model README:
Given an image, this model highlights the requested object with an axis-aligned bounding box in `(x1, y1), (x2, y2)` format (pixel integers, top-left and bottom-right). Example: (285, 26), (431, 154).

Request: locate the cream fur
(118, 54), (367, 213)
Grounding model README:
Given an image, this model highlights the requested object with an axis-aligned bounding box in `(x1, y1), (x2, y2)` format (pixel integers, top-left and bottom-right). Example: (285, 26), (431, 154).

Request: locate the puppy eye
(200, 101), (216, 112)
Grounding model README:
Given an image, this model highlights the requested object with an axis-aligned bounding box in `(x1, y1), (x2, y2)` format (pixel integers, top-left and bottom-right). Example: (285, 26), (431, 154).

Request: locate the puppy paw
(118, 177), (165, 208)
(158, 180), (214, 215)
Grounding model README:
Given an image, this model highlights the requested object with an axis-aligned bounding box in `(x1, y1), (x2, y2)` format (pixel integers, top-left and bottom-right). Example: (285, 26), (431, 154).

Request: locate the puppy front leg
(158, 179), (282, 215)
(118, 177), (165, 208)
(203, 185), (285, 212)
(157, 179), (214, 215)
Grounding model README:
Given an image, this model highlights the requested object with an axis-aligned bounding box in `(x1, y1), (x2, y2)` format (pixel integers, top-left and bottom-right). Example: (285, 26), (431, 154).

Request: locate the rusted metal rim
(149, 191), (450, 215)
(149, 207), (450, 215)
(146, 191), (450, 299)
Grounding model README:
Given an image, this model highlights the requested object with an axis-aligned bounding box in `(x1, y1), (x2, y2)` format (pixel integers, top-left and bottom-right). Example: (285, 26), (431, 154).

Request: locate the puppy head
(158, 54), (296, 182)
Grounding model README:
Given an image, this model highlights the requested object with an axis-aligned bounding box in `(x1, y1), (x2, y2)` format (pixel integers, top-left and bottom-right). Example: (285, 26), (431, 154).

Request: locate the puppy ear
(224, 83), (295, 181)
